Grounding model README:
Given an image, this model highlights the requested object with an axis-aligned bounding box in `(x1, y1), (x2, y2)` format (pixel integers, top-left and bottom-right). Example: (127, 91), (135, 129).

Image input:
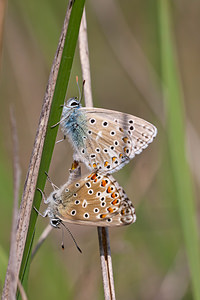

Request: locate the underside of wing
(56, 172), (136, 227)
(75, 108), (157, 173)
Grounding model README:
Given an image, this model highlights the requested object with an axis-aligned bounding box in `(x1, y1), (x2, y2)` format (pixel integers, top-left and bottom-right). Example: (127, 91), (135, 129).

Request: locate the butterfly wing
(71, 107), (157, 173)
(56, 172), (136, 226)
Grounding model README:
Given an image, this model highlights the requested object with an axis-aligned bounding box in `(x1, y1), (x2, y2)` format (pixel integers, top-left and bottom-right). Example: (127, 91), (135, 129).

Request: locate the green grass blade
(18, 0), (85, 290)
(158, 1), (200, 299)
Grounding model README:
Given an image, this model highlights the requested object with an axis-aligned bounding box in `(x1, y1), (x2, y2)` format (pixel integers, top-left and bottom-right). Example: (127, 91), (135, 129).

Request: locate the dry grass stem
(0, 0), (6, 65)
(79, 8), (93, 106)
(17, 279), (28, 300)
(2, 107), (21, 299)
(90, 0), (164, 123)
(79, 8), (116, 299)
(2, 3), (74, 296)
(31, 225), (52, 260)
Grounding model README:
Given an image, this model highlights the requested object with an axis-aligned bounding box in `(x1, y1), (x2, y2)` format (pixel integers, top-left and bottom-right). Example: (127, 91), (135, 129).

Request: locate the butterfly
(58, 98), (157, 174)
(42, 170), (136, 227)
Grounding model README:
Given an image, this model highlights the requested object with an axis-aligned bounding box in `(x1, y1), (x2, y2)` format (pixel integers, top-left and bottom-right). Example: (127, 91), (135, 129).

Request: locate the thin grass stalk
(158, 1), (200, 299)
(79, 9), (116, 300)
(2, 107), (21, 299)
(1, 0), (86, 296)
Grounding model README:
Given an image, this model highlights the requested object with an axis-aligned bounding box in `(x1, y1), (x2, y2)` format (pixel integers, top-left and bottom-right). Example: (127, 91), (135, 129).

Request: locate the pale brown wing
(74, 108), (157, 174)
(56, 172), (136, 227)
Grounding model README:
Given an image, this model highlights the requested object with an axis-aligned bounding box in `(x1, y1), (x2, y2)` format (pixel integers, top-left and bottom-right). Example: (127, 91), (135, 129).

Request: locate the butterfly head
(45, 190), (62, 228)
(66, 97), (81, 109)
(61, 97), (82, 120)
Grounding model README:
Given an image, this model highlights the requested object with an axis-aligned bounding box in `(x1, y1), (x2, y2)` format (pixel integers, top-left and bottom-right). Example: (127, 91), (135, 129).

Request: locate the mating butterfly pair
(42, 98), (157, 228)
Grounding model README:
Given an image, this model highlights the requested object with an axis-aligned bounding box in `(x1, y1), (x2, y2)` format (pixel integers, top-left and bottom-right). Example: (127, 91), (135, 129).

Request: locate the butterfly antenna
(61, 226), (65, 250)
(76, 76), (81, 102)
(61, 222), (82, 253)
(76, 76), (85, 103)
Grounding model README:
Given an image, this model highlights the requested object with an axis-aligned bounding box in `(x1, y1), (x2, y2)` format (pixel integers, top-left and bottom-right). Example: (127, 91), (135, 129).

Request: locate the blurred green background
(0, 0), (200, 299)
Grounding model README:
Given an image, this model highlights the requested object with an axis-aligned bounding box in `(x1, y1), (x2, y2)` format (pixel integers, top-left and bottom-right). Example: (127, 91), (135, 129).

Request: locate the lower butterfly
(41, 170), (136, 227)
(58, 98), (157, 174)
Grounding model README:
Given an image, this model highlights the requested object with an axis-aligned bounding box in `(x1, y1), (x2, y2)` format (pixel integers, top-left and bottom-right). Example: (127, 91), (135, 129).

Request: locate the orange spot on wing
(119, 127), (124, 132)
(119, 153), (123, 158)
(121, 209), (125, 215)
(104, 161), (109, 167)
(123, 147), (128, 153)
(92, 163), (97, 168)
(112, 199), (118, 205)
(122, 137), (129, 143)
(111, 192), (116, 198)
(107, 207), (113, 213)
(100, 214), (107, 219)
(112, 156), (117, 162)
(91, 174), (97, 180)
(107, 186), (112, 193)
(101, 180), (107, 187)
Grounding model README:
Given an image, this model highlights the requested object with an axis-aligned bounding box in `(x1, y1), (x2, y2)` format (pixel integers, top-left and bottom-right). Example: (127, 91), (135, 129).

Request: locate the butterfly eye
(52, 193), (57, 200)
(67, 98), (79, 108)
(50, 218), (60, 228)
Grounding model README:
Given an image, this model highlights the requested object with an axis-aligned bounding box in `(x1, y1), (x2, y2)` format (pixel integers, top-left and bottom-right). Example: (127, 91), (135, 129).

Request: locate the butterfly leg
(56, 135), (66, 144)
(44, 171), (59, 190)
(37, 187), (50, 204)
(33, 206), (48, 218)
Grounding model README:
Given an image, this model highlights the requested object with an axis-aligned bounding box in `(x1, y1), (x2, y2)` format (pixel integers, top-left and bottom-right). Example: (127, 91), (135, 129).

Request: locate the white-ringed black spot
(83, 136), (87, 139)
(107, 218), (112, 222)
(96, 192), (101, 197)
(65, 188), (69, 192)
(130, 126), (134, 131)
(94, 208), (99, 213)
(84, 213), (89, 218)
(88, 130), (92, 135)
(101, 197), (105, 201)
(126, 149), (130, 154)
(71, 210), (76, 216)
(110, 131), (116, 136)
(90, 118), (96, 124)
(82, 199), (88, 208)
(96, 148), (100, 153)
(114, 140), (119, 146)
(90, 154), (96, 158)
(129, 120), (134, 124)
(81, 148), (85, 154)
(73, 193), (77, 197)
(115, 160), (119, 164)
(103, 149), (108, 153)
(88, 189), (93, 195)
(75, 200), (80, 205)
(110, 146), (115, 150)
(101, 202), (106, 207)
(106, 165), (111, 169)
(102, 121), (108, 127)
(75, 183), (80, 187)
(85, 182), (91, 188)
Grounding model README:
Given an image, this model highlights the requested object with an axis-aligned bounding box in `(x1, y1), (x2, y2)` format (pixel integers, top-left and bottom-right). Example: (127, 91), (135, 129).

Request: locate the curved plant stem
(79, 8), (116, 300)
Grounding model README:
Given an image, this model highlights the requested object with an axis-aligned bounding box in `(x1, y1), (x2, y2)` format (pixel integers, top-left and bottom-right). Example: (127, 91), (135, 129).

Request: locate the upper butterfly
(59, 98), (157, 174)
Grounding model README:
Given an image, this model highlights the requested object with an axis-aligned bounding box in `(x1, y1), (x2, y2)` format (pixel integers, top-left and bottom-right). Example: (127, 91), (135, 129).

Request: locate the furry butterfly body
(60, 98), (157, 174)
(44, 171), (136, 227)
